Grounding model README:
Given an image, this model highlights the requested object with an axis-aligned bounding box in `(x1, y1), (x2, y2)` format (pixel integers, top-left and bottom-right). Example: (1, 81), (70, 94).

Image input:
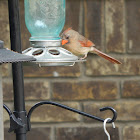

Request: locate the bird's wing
(78, 35), (95, 47)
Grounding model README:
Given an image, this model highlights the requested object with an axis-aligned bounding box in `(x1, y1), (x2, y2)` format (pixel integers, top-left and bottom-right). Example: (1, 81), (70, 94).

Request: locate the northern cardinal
(61, 28), (121, 64)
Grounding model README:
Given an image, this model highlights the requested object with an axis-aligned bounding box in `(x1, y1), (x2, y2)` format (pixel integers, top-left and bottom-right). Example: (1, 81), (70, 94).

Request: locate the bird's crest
(63, 27), (72, 34)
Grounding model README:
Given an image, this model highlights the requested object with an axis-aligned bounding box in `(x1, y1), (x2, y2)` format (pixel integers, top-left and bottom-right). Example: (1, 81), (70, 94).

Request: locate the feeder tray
(22, 46), (86, 67)
(0, 41), (36, 64)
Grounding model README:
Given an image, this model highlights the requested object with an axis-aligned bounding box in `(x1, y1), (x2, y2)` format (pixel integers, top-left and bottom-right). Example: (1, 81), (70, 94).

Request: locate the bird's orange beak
(61, 39), (69, 45)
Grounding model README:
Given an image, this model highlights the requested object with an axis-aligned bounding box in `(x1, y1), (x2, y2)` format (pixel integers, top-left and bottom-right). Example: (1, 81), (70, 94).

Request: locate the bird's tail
(91, 48), (122, 64)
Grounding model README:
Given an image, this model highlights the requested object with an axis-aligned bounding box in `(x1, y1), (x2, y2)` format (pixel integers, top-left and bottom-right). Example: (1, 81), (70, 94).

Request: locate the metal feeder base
(22, 47), (86, 67)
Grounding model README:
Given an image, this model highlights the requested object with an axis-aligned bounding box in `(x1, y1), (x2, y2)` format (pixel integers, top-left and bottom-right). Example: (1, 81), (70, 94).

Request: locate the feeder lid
(0, 40), (36, 64)
(30, 39), (61, 47)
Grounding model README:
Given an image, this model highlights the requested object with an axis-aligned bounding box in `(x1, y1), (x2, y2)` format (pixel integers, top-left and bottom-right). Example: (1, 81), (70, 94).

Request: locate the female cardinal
(61, 28), (121, 64)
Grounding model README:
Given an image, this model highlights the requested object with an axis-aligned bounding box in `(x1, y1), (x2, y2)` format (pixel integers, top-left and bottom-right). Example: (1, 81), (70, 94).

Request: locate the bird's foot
(79, 57), (85, 60)
(80, 54), (87, 60)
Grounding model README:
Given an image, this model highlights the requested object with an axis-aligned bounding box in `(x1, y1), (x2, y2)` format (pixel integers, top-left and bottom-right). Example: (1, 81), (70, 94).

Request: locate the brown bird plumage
(61, 28), (121, 64)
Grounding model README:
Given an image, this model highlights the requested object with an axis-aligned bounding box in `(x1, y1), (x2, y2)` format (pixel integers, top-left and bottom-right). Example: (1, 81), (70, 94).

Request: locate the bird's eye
(66, 36), (69, 39)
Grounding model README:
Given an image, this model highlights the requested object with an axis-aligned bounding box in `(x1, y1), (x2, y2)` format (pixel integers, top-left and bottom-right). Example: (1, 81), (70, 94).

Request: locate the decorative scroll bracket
(3, 101), (117, 132)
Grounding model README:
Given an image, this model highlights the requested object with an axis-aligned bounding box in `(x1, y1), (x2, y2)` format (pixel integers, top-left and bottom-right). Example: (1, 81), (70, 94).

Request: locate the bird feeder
(23, 0), (84, 66)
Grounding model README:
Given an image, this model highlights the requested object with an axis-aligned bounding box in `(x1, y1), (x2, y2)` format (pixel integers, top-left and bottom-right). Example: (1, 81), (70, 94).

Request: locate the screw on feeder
(0, 40), (4, 49)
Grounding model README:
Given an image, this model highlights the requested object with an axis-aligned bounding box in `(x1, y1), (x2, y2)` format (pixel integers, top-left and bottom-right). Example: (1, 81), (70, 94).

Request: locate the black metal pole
(8, 0), (27, 140)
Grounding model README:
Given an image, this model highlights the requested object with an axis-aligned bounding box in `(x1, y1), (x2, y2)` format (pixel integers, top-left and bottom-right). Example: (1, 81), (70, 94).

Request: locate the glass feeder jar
(24, 0), (65, 46)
